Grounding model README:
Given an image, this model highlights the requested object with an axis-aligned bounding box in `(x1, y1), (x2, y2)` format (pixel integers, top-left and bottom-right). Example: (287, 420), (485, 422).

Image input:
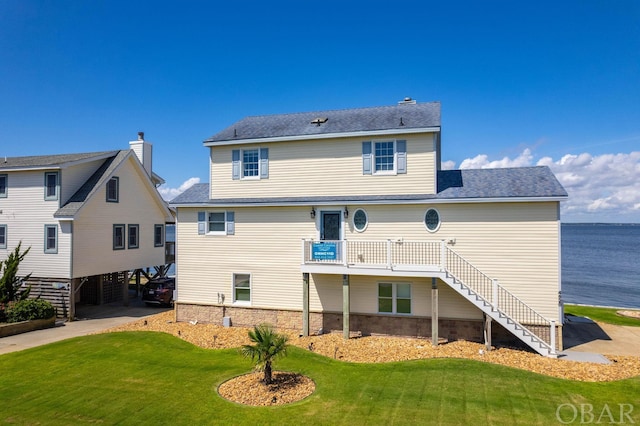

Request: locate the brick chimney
(129, 131), (153, 177)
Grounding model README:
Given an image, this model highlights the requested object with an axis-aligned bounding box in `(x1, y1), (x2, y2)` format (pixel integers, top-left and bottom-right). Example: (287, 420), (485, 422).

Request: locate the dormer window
(107, 177), (119, 202)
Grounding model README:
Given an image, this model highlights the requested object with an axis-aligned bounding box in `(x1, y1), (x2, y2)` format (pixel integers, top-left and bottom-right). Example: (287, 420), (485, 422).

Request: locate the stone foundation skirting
(176, 303), (494, 343)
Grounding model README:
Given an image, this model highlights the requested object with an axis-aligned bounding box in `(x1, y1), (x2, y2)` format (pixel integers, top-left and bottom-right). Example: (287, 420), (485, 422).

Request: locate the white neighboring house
(170, 100), (568, 357)
(0, 133), (174, 319)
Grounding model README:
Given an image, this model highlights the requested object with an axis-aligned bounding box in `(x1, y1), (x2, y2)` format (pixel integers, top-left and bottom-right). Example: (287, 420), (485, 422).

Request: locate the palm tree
(241, 323), (289, 384)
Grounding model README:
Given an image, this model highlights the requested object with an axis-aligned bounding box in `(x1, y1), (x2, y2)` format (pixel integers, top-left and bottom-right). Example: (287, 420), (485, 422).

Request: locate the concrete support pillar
(302, 273), (310, 336)
(431, 277), (438, 347)
(342, 274), (350, 339)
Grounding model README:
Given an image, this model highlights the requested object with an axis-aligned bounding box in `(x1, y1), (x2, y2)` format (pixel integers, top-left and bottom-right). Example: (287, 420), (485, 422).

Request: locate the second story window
(128, 224), (139, 249)
(154, 224), (165, 247)
(375, 141), (395, 172)
(197, 211), (235, 236)
(106, 177), (119, 202)
(243, 149), (259, 177)
(232, 148), (269, 180)
(362, 140), (407, 175)
(44, 225), (58, 254)
(44, 172), (59, 200)
(0, 174), (7, 198)
(113, 224), (125, 250)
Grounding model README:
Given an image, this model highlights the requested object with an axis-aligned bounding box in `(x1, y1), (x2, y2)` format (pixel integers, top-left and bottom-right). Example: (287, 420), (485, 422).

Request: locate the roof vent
(310, 117), (328, 126)
(137, 131), (145, 140)
(398, 97), (416, 105)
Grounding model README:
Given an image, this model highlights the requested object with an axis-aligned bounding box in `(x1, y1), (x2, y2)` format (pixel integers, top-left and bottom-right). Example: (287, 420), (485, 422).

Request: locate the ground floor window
(378, 282), (411, 314)
(233, 273), (251, 303)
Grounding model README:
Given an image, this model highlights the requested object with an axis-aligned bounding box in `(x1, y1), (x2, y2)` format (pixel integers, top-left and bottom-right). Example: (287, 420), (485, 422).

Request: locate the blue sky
(1, 0), (639, 222)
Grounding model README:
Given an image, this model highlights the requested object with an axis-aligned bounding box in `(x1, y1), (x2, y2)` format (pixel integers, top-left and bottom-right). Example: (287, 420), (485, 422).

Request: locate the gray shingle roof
(204, 102), (441, 144)
(170, 166), (567, 206)
(54, 151), (129, 218)
(0, 151), (118, 170)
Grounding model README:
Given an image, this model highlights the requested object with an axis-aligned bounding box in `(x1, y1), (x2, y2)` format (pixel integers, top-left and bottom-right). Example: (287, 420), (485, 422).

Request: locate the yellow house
(170, 100), (568, 357)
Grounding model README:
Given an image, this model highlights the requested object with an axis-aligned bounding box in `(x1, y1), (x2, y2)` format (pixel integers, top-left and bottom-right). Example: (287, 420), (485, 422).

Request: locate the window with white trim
(362, 140), (406, 175)
(0, 225), (7, 249)
(0, 174), (7, 198)
(232, 148), (269, 180)
(375, 141), (395, 172)
(353, 208), (368, 232)
(424, 208), (441, 232)
(378, 282), (411, 314)
(106, 177), (119, 202)
(197, 211), (235, 235)
(44, 172), (59, 200)
(113, 224), (125, 250)
(233, 273), (251, 303)
(128, 224), (139, 249)
(44, 225), (58, 254)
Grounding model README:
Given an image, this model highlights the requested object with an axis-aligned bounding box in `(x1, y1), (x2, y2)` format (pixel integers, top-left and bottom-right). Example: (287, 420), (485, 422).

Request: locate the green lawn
(1, 332), (639, 425)
(565, 304), (640, 327)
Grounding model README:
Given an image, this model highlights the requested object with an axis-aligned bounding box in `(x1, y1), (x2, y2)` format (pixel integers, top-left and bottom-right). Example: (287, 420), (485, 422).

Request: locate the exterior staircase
(302, 239), (559, 357)
(441, 247), (557, 358)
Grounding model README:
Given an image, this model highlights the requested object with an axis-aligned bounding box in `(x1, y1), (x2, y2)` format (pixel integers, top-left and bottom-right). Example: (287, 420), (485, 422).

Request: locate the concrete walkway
(561, 314), (640, 357)
(0, 298), (170, 355)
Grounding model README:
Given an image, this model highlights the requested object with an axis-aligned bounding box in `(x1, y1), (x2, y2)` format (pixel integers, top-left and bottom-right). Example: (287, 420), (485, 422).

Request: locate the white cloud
(458, 148), (534, 169)
(446, 150), (640, 223)
(158, 177), (200, 201)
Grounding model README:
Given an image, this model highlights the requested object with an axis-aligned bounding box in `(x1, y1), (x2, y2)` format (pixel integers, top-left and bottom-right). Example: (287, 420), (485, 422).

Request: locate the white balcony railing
(302, 239), (444, 270)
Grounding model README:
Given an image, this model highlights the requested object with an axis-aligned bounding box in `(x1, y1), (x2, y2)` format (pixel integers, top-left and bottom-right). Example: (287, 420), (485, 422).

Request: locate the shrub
(5, 299), (56, 323)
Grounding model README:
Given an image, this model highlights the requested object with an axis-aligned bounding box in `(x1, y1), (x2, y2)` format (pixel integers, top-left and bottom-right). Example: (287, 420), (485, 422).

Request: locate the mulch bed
(102, 310), (640, 406)
(218, 372), (315, 406)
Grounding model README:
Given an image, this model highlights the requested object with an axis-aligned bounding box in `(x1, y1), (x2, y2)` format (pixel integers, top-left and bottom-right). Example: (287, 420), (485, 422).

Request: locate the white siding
(0, 170), (71, 278)
(209, 134), (437, 199)
(72, 156), (168, 277)
(60, 159), (105, 204)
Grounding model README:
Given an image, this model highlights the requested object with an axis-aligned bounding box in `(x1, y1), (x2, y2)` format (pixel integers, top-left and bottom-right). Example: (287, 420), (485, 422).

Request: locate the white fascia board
(203, 127), (441, 147)
(171, 196), (567, 209)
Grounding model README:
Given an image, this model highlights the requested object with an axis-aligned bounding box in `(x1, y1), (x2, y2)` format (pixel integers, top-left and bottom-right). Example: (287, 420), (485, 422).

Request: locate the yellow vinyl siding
(176, 206), (316, 310)
(72, 157), (167, 277)
(209, 134), (437, 198)
(344, 202), (561, 320)
(309, 275), (481, 320)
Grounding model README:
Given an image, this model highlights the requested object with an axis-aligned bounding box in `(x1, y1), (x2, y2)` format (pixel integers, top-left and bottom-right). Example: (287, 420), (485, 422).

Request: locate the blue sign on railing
(312, 242), (337, 260)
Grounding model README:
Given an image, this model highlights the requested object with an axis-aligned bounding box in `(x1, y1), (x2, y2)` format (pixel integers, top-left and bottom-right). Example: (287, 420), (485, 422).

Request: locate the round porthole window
(424, 208), (440, 232)
(353, 209), (368, 232)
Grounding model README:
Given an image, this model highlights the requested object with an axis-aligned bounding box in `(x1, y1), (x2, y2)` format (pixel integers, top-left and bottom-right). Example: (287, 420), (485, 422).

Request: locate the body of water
(562, 223), (640, 309)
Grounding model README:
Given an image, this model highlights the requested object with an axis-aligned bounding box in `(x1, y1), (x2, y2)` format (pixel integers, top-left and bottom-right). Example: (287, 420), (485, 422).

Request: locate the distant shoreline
(565, 302), (639, 310)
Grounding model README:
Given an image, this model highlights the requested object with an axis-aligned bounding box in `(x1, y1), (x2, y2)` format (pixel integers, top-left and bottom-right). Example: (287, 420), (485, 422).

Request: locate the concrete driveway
(562, 314), (640, 357)
(0, 297), (170, 355)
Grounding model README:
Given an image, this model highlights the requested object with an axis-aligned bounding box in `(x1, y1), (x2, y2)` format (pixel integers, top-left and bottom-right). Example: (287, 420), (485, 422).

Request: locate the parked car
(142, 277), (175, 307)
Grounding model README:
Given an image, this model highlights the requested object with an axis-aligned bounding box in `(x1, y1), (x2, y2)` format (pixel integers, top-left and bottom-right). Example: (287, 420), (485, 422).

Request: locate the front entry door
(321, 211), (341, 240)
